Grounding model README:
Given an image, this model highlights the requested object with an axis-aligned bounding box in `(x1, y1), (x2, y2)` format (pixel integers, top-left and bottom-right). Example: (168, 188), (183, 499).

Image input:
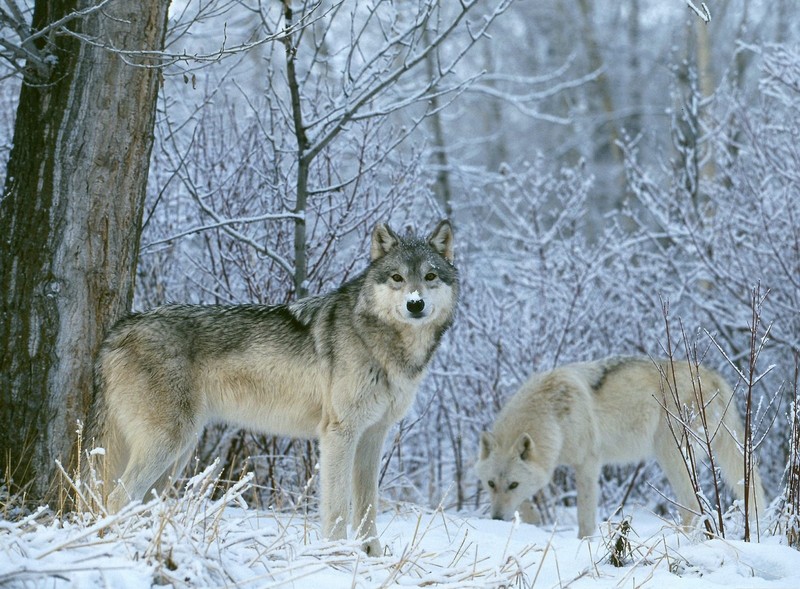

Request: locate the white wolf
(88, 220), (458, 555)
(475, 357), (766, 538)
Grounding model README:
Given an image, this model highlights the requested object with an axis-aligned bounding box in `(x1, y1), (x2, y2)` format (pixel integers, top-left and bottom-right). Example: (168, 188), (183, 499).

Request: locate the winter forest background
(2, 0), (799, 539)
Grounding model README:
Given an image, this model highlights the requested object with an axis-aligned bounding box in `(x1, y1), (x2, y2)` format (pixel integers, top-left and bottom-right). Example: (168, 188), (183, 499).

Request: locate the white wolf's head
(364, 220), (458, 328)
(475, 431), (550, 521)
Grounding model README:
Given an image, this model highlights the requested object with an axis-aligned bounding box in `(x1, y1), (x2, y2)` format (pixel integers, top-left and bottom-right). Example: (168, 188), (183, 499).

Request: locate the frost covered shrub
(406, 46), (800, 521)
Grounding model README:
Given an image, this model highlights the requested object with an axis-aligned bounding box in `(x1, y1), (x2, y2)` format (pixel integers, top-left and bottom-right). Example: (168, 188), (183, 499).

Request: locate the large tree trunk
(0, 0), (169, 503)
(575, 0), (621, 165)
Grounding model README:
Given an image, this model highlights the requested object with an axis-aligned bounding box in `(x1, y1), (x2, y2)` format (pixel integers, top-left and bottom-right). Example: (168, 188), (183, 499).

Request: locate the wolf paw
(362, 537), (382, 556)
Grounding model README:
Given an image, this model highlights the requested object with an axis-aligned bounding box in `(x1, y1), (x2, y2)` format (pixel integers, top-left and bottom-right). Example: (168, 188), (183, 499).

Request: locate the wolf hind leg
(712, 408), (767, 523)
(151, 446), (196, 500)
(85, 415), (129, 509)
(106, 436), (189, 513)
(653, 439), (702, 529)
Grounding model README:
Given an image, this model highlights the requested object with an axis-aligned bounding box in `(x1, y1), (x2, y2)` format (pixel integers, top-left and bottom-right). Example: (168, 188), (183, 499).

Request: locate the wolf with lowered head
(475, 356), (766, 538)
(89, 220), (458, 555)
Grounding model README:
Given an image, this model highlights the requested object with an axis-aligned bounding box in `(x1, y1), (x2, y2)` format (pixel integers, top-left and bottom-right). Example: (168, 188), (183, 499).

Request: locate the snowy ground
(2, 471), (800, 588)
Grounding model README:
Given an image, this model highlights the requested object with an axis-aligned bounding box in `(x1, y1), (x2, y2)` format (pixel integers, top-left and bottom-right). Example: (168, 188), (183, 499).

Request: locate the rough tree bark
(0, 0), (169, 502)
(575, 0), (621, 164)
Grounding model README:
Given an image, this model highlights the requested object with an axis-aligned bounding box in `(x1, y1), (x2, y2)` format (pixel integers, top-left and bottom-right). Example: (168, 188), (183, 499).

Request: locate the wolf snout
(406, 298), (425, 314)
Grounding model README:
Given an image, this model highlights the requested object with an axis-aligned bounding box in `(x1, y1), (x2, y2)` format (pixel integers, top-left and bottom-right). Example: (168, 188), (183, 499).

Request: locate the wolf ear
(371, 222), (400, 261)
(479, 431), (496, 460)
(427, 220), (454, 263)
(515, 433), (535, 462)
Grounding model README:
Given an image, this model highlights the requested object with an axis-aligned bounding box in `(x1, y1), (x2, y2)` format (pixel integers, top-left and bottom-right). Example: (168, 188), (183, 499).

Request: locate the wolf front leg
(575, 460), (601, 538)
(319, 422), (357, 543)
(352, 419), (392, 556)
(518, 498), (542, 525)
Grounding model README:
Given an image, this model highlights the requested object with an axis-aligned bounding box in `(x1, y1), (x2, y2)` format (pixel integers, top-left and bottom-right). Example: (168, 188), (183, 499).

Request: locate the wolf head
(475, 432), (550, 521)
(363, 220), (458, 328)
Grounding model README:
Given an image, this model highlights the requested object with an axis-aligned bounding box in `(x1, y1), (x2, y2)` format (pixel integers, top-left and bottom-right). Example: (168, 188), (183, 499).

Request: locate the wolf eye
(391, 273), (404, 283)
(508, 482), (519, 490)
(487, 480), (495, 490)
(424, 272), (437, 281)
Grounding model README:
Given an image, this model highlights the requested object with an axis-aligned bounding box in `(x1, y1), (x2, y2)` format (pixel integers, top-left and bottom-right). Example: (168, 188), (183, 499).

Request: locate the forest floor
(2, 468), (799, 588)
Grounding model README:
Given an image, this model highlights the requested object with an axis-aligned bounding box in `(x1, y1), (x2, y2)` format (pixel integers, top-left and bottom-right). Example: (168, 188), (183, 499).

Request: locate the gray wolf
(88, 220), (458, 555)
(475, 356), (766, 538)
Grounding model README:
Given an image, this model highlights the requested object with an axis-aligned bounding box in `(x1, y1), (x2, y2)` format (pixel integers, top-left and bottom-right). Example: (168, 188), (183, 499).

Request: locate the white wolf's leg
(575, 460), (601, 538)
(712, 410), (767, 526)
(352, 420), (390, 556)
(653, 441), (701, 529)
(319, 422), (357, 542)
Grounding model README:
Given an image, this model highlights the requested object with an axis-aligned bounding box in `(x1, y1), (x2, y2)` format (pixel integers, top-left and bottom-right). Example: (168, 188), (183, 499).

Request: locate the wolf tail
(708, 373), (768, 523)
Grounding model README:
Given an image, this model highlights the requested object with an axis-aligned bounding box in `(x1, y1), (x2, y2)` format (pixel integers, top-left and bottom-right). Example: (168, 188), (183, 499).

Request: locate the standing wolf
(88, 220), (458, 555)
(475, 357), (766, 538)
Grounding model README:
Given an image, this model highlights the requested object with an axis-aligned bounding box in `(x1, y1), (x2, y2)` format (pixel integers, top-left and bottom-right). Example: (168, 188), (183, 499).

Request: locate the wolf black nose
(407, 299), (425, 314)
(492, 514), (504, 521)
